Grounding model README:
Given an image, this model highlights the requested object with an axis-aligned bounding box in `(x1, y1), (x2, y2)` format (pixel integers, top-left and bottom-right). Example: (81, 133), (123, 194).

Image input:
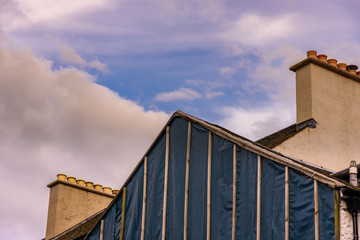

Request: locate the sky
(1, 0), (360, 239)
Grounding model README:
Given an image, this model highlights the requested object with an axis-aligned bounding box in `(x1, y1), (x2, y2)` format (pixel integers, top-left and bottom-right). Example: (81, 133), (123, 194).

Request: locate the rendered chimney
(45, 175), (114, 240)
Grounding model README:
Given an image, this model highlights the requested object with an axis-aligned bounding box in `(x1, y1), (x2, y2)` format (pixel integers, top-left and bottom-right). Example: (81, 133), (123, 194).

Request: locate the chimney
(45, 174), (117, 240)
(290, 50), (360, 124)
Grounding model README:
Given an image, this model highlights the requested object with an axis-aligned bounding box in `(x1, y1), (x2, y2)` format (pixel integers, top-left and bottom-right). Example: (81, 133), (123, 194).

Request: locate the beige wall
(45, 181), (114, 240)
(275, 63), (360, 171)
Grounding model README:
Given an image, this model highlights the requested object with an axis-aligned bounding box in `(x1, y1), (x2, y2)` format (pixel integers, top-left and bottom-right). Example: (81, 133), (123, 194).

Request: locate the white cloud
(219, 103), (295, 141)
(57, 44), (109, 73)
(6, 0), (111, 30)
(220, 66), (236, 78)
(223, 13), (296, 47)
(154, 87), (202, 102)
(88, 59), (109, 73)
(0, 46), (169, 239)
(205, 91), (224, 98)
(58, 44), (85, 65)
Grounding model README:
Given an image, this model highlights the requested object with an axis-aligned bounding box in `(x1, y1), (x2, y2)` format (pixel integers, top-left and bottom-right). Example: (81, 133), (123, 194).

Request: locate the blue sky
(1, 0), (360, 239)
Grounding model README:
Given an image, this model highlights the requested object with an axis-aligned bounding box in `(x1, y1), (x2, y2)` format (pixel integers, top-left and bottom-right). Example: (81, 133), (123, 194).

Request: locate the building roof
(53, 110), (359, 239)
(50, 210), (105, 240)
(256, 118), (317, 149)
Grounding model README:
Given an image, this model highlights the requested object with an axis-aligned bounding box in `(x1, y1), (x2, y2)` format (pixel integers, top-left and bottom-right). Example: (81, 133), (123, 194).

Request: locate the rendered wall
(275, 63), (360, 171)
(45, 182), (113, 240)
(86, 117), (338, 240)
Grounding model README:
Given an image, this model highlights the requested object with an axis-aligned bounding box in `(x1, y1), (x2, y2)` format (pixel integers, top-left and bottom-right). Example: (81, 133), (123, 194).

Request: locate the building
(45, 50), (360, 239)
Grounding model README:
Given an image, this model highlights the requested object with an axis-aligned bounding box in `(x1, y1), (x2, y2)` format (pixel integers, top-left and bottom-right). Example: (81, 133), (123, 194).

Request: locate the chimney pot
(67, 176), (76, 184)
(93, 184), (102, 191)
(112, 189), (120, 195)
(327, 58), (338, 66)
(317, 54), (327, 62)
(307, 50), (317, 58)
(347, 65), (358, 75)
(76, 179), (85, 186)
(102, 186), (112, 194)
(85, 181), (93, 188)
(57, 174), (67, 181)
(337, 63), (347, 71)
(349, 160), (358, 186)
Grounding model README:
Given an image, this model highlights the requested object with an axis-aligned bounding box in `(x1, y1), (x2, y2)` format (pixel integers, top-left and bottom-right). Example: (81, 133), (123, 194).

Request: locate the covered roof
(54, 110), (359, 239)
(256, 118), (317, 149)
(50, 210), (105, 240)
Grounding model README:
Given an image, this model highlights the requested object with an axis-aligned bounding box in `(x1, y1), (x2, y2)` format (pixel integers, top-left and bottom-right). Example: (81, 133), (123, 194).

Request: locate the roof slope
(256, 118), (317, 148)
(79, 110), (355, 239)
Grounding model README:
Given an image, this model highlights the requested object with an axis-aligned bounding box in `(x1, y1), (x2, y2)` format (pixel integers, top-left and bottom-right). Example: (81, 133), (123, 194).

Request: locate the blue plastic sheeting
(210, 134), (233, 239)
(87, 222), (100, 240)
(289, 168), (314, 240)
(318, 182), (335, 240)
(260, 157), (285, 240)
(165, 117), (187, 239)
(114, 190), (123, 240)
(236, 147), (258, 240)
(123, 164), (144, 239)
(187, 123), (209, 240)
(103, 204), (116, 240)
(144, 132), (166, 239)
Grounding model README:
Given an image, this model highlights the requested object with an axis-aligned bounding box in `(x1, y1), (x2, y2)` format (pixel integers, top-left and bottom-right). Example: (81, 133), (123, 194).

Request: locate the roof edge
(256, 118), (317, 149)
(47, 180), (115, 198)
(290, 57), (360, 83)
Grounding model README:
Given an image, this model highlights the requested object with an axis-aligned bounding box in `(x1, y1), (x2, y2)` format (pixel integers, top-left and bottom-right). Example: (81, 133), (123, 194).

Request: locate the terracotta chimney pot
(307, 50), (317, 58)
(85, 181), (93, 188)
(327, 58), (337, 66)
(102, 187), (112, 194)
(347, 65), (358, 75)
(94, 184), (102, 191)
(57, 174), (67, 181)
(337, 63), (347, 71)
(67, 176), (76, 184)
(76, 179), (85, 186)
(112, 189), (120, 195)
(317, 54), (327, 62)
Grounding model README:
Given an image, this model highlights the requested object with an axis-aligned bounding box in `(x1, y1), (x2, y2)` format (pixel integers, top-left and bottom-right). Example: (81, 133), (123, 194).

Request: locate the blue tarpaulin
(187, 123), (209, 240)
(210, 134), (233, 240)
(236, 146), (258, 240)
(165, 117), (187, 239)
(85, 115), (340, 240)
(318, 182), (335, 240)
(102, 203), (116, 240)
(144, 132), (166, 239)
(260, 157), (285, 240)
(123, 164), (144, 239)
(289, 168), (314, 239)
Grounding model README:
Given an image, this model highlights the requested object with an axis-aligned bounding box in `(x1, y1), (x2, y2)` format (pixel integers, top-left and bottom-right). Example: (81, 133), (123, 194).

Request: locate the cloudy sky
(1, 0), (360, 239)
